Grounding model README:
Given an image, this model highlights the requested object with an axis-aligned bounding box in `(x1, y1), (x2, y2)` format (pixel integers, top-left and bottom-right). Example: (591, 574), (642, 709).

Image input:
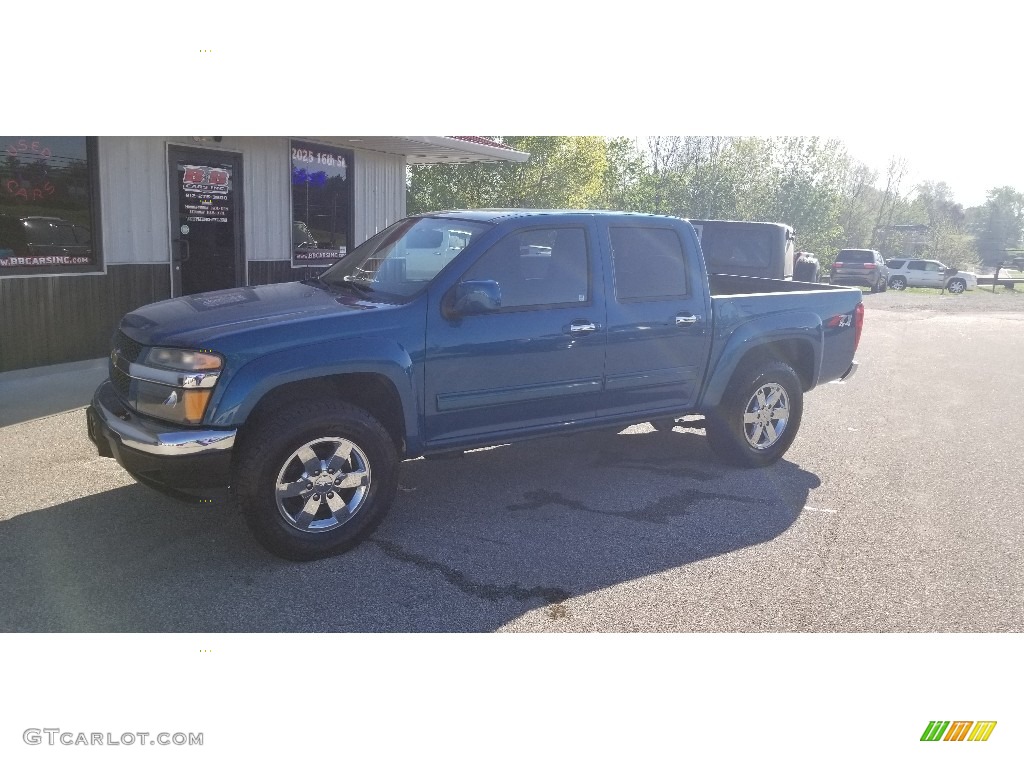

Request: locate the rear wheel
(889, 276), (907, 290)
(706, 360), (804, 468)
(232, 399), (399, 561)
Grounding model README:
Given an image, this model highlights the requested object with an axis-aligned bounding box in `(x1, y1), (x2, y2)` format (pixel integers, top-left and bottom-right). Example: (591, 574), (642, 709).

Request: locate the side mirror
(444, 280), (501, 318)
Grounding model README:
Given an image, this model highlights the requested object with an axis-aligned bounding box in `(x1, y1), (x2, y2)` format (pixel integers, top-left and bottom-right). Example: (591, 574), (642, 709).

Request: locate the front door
(423, 223), (606, 446)
(168, 146), (244, 296)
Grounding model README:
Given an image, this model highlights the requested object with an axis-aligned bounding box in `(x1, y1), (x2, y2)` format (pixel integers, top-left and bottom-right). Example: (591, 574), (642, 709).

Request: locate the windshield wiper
(339, 277), (376, 296)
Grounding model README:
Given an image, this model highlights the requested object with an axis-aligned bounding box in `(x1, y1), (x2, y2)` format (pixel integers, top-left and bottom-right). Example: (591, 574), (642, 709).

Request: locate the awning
(304, 136), (529, 164)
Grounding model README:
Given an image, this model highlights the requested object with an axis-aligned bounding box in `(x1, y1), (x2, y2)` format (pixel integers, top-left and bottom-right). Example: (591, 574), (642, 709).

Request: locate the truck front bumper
(86, 380), (236, 499)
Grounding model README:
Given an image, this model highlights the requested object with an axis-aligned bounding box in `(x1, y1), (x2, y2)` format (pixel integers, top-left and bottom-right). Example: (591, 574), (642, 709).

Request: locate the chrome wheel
(274, 437), (371, 533)
(890, 277), (906, 290)
(742, 383), (790, 450)
(948, 279), (966, 294)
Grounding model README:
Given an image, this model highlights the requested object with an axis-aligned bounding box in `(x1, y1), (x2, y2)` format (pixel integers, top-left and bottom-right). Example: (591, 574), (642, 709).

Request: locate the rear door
(598, 220), (712, 417)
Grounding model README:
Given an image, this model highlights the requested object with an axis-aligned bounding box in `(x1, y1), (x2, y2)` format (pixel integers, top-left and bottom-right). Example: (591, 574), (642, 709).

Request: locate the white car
(884, 258), (978, 294)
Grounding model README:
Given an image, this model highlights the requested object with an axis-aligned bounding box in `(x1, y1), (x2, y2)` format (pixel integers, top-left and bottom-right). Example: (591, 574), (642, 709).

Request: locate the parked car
(0, 214), (92, 258)
(884, 258), (978, 293)
(830, 249), (888, 293)
(88, 210), (863, 561)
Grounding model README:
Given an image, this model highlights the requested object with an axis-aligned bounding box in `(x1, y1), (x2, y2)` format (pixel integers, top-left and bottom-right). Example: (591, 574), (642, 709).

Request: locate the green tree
(973, 186), (1024, 266)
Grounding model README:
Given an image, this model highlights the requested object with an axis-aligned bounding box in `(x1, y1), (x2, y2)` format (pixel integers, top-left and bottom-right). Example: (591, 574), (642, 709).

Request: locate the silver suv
(885, 259), (978, 294)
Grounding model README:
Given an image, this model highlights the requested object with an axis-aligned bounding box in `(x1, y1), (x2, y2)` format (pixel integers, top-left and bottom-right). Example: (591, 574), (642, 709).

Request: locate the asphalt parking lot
(1, 289), (1022, 632)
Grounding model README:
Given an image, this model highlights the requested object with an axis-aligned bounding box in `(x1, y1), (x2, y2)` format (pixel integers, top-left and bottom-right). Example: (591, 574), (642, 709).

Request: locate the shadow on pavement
(0, 427), (819, 632)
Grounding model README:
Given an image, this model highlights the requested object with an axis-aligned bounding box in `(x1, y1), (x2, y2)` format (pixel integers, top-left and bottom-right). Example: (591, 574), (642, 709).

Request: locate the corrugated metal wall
(97, 137), (406, 269)
(351, 148), (406, 244)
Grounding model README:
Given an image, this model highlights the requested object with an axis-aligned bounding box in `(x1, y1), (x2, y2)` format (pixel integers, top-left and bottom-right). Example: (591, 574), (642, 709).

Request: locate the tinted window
(290, 140), (354, 267)
(699, 225), (773, 270)
(611, 227), (688, 300)
(907, 261), (926, 270)
(462, 227), (589, 309)
(886, 259), (905, 269)
(1, 137), (100, 275)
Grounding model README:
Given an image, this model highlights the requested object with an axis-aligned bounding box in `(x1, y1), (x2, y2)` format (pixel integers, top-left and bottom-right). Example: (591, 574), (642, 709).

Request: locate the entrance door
(168, 146), (244, 296)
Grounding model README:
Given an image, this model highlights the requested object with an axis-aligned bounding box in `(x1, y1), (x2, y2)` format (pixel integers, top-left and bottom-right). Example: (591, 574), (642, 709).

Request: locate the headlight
(118, 347), (224, 425)
(143, 347), (223, 371)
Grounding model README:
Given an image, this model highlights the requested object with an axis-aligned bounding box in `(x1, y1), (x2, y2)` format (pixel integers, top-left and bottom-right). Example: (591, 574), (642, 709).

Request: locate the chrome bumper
(90, 380), (236, 457)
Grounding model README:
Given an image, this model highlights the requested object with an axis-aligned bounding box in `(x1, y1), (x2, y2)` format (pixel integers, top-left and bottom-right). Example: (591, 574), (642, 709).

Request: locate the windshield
(319, 217), (492, 300)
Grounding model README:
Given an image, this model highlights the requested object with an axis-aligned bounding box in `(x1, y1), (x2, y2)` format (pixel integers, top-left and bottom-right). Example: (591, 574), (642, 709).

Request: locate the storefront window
(1, 137), (100, 276)
(290, 140), (353, 268)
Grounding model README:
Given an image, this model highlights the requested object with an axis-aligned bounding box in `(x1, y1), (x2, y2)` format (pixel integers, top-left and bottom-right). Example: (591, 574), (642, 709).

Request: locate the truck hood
(119, 281), (389, 347)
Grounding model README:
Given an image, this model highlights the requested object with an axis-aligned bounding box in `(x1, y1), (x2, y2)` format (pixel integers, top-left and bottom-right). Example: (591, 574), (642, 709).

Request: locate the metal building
(0, 136), (527, 372)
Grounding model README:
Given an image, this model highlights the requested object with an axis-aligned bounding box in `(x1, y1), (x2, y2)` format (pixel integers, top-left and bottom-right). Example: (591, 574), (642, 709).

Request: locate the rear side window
(908, 261), (926, 270)
(610, 227), (688, 301)
(886, 259), (905, 269)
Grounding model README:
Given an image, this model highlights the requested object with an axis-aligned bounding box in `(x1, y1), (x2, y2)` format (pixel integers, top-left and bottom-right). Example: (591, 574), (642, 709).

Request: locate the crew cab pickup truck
(87, 210), (863, 560)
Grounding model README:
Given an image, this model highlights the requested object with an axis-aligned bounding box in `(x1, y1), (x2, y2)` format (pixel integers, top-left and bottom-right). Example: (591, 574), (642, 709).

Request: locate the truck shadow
(0, 427), (819, 632)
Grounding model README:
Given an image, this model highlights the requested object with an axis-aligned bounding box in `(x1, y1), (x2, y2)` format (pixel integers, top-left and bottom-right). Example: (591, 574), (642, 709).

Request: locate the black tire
(705, 360), (804, 468)
(879, 275), (888, 292)
(650, 418), (679, 432)
(947, 278), (966, 295)
(889, 276), (907, 290)
(232, 399), (399, 561)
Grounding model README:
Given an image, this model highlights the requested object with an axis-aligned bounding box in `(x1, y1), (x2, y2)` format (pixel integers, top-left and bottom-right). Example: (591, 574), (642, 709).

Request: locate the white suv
(884, 258), (978, 294)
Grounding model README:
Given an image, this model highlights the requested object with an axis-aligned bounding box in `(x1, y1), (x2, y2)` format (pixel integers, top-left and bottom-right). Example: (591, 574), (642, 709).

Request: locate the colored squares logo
(921, 721), (997, 742)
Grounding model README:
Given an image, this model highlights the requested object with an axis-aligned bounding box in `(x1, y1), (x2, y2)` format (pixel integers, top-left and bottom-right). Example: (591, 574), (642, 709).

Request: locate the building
(0, 136), (527, 373)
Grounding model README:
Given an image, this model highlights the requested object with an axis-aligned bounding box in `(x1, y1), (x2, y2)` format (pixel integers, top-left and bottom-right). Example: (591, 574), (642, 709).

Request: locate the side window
(923, 262), (941, 273)
(908, 260), (925, 271)
(462, 228), (589, 309)
(610, 227), (688, 301)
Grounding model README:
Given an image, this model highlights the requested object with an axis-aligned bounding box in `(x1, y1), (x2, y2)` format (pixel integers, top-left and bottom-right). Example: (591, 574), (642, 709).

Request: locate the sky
(839, 135), (1022, 208)
(17, 4), (1020, 210)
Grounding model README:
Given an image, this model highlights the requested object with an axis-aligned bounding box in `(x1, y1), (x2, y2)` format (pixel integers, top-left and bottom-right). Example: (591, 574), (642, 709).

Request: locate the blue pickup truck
(88, 210), (862, 560)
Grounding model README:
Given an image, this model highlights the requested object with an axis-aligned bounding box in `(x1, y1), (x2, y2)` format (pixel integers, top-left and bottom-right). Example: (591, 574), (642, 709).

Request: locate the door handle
(675, 313), (701, 326)
(569, 322), (599, 334)
(173, 238), (191, 263)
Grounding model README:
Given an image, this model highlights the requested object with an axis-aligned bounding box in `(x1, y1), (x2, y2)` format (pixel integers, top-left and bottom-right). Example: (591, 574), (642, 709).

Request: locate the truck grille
(114, 330), (143, 363)
(111, 330), (143, 400)
(111, 365), (131, 399)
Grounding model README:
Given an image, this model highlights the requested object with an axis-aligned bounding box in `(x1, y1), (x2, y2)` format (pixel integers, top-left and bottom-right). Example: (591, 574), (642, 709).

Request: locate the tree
(973, 186), (1024, 266)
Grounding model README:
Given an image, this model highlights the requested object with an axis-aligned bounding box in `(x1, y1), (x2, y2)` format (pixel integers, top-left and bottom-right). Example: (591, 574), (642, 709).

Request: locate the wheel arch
(699, 325), (819, 412)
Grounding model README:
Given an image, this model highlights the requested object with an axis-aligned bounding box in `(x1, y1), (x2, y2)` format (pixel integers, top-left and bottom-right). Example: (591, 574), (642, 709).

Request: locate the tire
(879, 275), (888, 292)
(650, 418), (679, 432)
(232, 399), (399, 561)
(705, 360), (804, 468)
(947, 278), (966, 294)
(889, 276), (907, 290)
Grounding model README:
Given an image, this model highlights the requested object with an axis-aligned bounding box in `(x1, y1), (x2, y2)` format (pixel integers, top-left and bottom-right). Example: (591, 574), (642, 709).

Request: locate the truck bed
(708, 273), (851, 296)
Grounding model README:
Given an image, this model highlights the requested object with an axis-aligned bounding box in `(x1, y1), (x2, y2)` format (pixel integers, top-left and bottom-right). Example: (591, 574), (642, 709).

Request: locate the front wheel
(705, 361), (804, 468)
(947, 278), (966, 294)
(232, 399), (399, 561)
